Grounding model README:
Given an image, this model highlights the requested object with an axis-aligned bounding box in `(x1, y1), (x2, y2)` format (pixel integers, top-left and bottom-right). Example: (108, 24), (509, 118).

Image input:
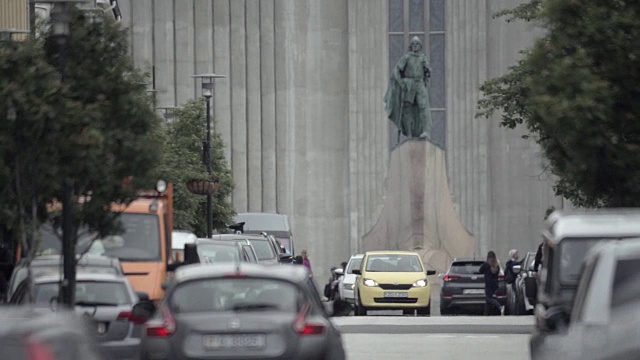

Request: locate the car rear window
(197, 244), (241, 263)
(449, 261), (484, 274)
(34, 281), (131, 306)
(365, 254), (423, 272)
(170, 278), (301, 313)
(247, 239), (276, 261)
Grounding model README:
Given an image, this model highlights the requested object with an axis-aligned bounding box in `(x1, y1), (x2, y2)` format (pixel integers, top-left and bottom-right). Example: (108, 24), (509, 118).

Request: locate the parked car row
(530, 209), (640, 360)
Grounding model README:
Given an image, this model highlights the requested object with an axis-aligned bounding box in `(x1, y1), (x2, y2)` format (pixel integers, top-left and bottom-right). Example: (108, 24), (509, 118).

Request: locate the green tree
(0, 9), (162, 257)
(477, 0), (640, 207)
(157, 100), (235, 236)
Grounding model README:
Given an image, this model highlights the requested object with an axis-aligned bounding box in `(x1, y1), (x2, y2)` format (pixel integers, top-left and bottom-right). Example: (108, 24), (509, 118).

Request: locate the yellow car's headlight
(363, 279), (378, 287)
(412, 279), (428, 287)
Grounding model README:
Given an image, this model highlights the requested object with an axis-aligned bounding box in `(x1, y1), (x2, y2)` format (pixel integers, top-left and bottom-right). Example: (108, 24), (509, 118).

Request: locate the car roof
(210, 234), (270, 242)
(195, 238), (243, 247)
(584, 237), (640, 263)
(174, 263), (308, 284)
(365, 250), (420, 255)
(350, 254), (364, 259)
(451, 257), (483, 263)
(544, 210), (640, 243)
(34, 272), (126, 284)
(19, 254), (121, 267)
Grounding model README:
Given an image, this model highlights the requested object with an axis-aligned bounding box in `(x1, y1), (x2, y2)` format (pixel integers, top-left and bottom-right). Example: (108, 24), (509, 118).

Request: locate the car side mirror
(278, 253), (293, 263)
(352, 269), (361, 275)
(334, 268), (344, 276)
(161, 280), (170, 291)
(131, 300), (156, 324)
(513, 265), (522, 274)
(426, 270), (436, 276)
(135, 291), (150, 302)
(544, 306), (570, 332)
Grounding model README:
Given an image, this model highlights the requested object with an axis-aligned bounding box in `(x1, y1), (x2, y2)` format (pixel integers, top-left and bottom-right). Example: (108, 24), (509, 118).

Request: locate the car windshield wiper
(232, 303), (278, 312)
(75, 301), (119, 307)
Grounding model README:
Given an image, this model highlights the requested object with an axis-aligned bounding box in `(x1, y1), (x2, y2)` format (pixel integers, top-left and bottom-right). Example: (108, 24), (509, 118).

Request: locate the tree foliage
(0, 9), (162, 254)
(156, 100), (235, 236)
(477, 0), (640, 208)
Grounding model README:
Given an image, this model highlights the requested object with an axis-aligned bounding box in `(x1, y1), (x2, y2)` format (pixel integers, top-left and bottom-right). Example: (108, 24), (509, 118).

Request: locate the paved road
(343, 333), (530, 360)
(333, 316), (533, 360)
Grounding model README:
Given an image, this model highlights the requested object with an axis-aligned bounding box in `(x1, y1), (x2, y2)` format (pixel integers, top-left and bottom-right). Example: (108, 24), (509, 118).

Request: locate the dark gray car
(439, 258), (506, 315)
(136, 263), (347, 360)
(210, 234), (292, 265)
(7, 254), (124, 301)
(0, 307), (102, 360)
(11, 273), (144, 360)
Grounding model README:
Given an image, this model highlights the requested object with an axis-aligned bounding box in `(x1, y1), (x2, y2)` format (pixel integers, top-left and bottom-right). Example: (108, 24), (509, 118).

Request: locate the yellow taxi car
(352, 251), (436, 316)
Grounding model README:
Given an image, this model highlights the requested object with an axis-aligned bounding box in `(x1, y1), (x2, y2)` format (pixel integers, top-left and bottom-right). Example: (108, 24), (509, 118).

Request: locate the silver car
(136, 263), (347, 360)
(11, 273), (145, 360)
(338, 254), (363, 305)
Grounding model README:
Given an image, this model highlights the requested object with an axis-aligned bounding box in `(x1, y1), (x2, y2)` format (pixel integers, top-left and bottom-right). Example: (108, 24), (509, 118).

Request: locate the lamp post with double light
(191, 74), (225, 238)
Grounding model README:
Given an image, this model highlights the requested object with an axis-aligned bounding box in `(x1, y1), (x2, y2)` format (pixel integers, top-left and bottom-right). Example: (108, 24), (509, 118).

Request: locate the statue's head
(409, 36), (423, 52)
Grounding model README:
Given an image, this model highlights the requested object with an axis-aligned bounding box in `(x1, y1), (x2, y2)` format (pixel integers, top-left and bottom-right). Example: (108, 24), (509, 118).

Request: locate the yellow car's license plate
(384, 292), (409, 298)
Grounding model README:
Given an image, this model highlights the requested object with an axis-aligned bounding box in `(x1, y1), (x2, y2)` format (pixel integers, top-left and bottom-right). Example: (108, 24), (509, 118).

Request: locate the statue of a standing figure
(384, 36), (432, 140)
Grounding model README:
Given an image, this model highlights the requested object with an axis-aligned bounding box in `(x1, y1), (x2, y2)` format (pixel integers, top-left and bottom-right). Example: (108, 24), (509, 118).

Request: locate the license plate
(463, 289), (485, 295)
(384, 292), (409, 298)
(203, 334), (266, 349)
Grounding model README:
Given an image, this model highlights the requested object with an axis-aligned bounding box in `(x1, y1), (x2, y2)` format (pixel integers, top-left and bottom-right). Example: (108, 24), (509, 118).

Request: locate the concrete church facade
(119, 0), (560, 274)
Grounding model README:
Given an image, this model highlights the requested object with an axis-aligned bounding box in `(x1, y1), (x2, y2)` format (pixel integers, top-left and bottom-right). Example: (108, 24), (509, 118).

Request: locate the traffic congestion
(1, 205), (640, 359)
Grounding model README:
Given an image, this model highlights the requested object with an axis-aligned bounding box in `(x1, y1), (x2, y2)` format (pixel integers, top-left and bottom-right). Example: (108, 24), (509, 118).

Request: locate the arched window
(388, 0), (446, 149)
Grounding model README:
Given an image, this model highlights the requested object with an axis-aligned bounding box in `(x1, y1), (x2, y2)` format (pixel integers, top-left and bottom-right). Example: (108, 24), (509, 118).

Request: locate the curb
(336, 324), (534, 335)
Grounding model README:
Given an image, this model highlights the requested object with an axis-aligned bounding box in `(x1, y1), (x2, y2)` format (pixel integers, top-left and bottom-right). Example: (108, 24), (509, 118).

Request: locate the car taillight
(292, 303), (326, 336)
(146, 305), (176, 337)
(117, 311), (147, 325)
(26, 337), (55, 360)
(498, 274), (505, 280)
(443, 275), (460, 282)
(495, 291), (506, 297)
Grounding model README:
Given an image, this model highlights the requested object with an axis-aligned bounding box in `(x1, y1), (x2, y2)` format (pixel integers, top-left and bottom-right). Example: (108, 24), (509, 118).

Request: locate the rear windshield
(197, 244), (241, 263)
(170, 278), (301, 313)
(347, 258), (363, 274)
(365, 254), (423, 272)
(449, 261), (484, 274)
(247, 239), (276, 261)
(10, 265), (119, 296)
(34, 281), (131, 306)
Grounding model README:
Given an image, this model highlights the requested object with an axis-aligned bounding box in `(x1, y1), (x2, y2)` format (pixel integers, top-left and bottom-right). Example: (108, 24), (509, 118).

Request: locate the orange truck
(19, 181), (174, 302)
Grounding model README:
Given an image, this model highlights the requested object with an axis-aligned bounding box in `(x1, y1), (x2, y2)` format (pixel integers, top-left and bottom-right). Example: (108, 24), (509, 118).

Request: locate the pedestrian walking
(301, 250), (313, 277)
(504, 249), (520, 286)
(479, 250), (502, 316)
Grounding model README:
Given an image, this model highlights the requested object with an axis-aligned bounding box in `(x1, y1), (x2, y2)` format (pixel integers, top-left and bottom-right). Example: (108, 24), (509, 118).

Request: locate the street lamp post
(49, 0), (89, 309)
(192, 74), (225, 238)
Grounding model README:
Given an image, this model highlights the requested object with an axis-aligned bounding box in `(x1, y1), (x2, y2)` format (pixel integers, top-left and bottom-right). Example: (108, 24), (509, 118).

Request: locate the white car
(533, 238), (640, 360)
(338, 254), (363, 305)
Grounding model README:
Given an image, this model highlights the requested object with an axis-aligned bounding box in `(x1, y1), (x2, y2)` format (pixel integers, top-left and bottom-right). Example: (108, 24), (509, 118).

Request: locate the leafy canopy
(0, 9), (162, 253)
(156, 100), (235, 236)
(477, 0), (640, 207)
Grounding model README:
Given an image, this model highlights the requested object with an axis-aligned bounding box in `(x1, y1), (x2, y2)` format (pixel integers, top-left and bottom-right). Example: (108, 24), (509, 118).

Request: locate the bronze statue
(384, 36), (432, 140)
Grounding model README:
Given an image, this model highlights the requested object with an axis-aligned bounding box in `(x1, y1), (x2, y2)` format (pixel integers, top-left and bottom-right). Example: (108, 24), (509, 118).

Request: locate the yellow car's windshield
(365, 254), (423, 272)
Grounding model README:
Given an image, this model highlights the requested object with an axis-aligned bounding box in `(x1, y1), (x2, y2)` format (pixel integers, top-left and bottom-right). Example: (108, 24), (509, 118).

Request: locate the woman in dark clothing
(479, 250), (502, 316)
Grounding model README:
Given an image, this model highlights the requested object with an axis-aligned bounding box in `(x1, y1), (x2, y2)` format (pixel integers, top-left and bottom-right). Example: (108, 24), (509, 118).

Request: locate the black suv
(439, 258), (506, 315)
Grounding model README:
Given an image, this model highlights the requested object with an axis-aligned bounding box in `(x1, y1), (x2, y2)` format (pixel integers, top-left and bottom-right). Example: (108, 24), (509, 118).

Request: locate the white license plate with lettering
(463, 289), (485, 295)
(203, 334), (266, 349)
(384, 291), (409, 298)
